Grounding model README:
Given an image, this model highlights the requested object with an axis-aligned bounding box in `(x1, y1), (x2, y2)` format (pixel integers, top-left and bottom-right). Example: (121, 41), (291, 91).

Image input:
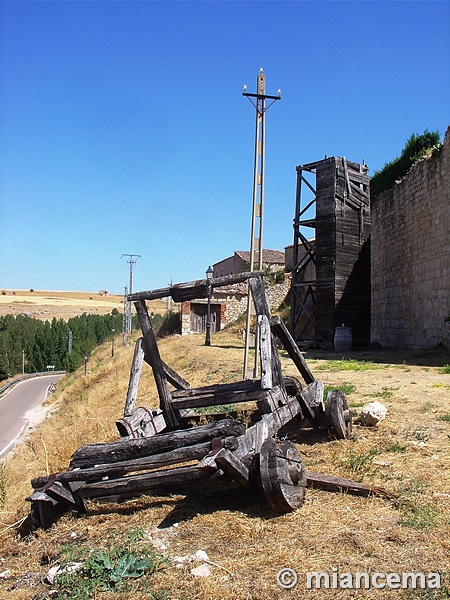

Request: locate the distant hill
(0, 289), (168, 321)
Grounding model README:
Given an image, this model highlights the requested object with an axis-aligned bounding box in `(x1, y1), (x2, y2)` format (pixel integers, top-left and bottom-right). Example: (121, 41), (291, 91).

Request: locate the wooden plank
(172, 379), (261, 399)
(135, 299), (178, 429)
(69, 418), (246, 469)
(258, 315), (272, 390)
(171, 379), (263, 410)
(254, 419), (270, 454)
(124, 338), (145, 417)
(171, 390), (262, 410)
(270, 316), (315, 385)
(128, 271), (264, 302)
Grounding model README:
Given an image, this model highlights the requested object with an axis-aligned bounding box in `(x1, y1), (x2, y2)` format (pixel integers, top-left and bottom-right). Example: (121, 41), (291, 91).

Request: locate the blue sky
(1, 1), (449, 294)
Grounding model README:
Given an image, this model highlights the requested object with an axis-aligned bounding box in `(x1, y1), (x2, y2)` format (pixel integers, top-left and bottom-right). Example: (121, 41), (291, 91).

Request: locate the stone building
(213, 249), (285, 278)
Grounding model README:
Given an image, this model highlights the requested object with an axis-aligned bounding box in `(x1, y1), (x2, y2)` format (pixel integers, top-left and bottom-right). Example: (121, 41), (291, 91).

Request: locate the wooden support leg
(134, 299), (179, 429)
(270, 316), (315, 385)
(124, 337), (145, 418)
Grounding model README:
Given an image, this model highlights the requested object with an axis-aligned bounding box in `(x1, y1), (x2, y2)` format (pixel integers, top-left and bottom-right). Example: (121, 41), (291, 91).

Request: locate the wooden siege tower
(290, 156), (371, 348)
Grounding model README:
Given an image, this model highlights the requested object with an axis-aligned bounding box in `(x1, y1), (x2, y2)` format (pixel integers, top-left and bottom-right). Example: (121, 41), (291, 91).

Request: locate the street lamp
(84, 353), (89, 376)
(205, 266), (213, 346)
(111, 328), (115, 357)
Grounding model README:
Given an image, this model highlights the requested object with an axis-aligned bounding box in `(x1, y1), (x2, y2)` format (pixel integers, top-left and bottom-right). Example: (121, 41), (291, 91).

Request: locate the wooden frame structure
(291, 157), (371, 348)
(27, 272), (394, 531)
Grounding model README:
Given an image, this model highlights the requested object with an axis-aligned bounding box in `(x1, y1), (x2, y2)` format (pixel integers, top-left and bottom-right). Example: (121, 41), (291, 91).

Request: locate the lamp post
(111, 328), (115, 357)
(205, 266), (213, 346)
(84, 353), (88, 376)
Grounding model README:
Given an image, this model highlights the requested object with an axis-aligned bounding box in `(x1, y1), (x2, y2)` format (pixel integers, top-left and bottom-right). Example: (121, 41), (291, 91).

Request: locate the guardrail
(0, 371), (66, 396)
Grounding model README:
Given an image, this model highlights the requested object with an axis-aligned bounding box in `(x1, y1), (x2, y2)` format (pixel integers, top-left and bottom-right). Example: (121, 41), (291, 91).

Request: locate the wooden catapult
(28, 272), (390, 530)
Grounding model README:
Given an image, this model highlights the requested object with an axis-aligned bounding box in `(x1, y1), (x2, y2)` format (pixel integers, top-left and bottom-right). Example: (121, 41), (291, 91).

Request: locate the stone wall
(371, 127), (450, 349)
(265, 278), (290, 311)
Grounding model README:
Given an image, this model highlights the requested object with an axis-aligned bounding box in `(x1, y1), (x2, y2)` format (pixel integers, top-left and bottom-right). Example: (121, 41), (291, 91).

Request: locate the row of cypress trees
(0, 311), (124, 380)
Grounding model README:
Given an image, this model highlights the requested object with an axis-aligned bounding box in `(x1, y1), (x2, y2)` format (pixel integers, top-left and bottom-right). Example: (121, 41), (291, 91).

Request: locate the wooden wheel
(260, 438), (306, 513)
(325, 390), (352, 439)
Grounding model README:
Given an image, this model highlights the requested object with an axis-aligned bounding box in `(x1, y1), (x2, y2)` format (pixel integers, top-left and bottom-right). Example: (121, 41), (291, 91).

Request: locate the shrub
(370, 130), (442, 202)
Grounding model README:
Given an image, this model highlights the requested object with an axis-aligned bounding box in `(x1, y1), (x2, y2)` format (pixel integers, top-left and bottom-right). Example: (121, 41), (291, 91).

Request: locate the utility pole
(122, 286), (129, 345)
(242, 69), (281, 378)
(122, 254), (140, 335)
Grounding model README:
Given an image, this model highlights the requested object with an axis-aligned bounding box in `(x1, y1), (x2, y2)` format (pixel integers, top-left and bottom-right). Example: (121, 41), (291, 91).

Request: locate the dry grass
(0, 327), (449, 599)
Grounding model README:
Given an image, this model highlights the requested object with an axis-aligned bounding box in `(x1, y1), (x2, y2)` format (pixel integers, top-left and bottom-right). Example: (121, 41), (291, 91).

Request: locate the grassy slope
(0, 327), (449, 599)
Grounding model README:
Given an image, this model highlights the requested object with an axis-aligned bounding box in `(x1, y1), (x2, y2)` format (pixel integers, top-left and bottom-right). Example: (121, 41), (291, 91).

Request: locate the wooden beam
(135, 299), (178, 429)
(32, 437), (239, 488)
(270, 316), (315, 385)
(69, 418), (246, 469)
(234, 392), (302, 462)
(77, 465), (210, 499)
(283, 376), (316, 422)
(162, 361), (190, 390)
(306, 472), (395, 499)
(171, 379), (263, 410)
(128, 271), (264, 302)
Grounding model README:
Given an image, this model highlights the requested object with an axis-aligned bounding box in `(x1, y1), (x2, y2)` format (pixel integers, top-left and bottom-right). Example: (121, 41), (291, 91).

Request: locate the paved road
(0, 374), (64, 457)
